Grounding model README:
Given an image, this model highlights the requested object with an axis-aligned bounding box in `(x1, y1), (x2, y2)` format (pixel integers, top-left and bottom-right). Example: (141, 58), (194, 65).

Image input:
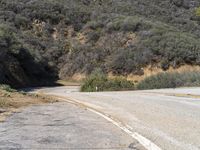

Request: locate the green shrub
(139, 29), (200, 69)
(81, 69), (135, 92)
(137, 71), (200, 90)
(121, 16), (140, 31)
(0, 24), (14, 38)
(104, 77), (135, 91)
(0, 84), (17, 92)
(106, 16), (151, 32)
(196, 7), (200, 16)
(106, 17), (124, 32)
(14, 14), (29, 28)
(81, 69), (107, 92)
(0, 24), (21, 54)
(84, 21), (104, 30)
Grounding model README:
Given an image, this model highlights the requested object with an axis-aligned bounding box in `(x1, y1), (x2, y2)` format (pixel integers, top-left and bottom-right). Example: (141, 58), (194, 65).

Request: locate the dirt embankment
(0, 89), (59, 122)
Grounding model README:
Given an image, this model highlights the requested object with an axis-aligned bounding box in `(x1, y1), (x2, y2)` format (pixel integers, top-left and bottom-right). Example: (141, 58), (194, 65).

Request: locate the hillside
(0, 0), (200, 87)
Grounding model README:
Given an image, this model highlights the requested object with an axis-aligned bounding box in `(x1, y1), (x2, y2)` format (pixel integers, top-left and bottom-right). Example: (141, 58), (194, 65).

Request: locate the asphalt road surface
(1, 86), (200, 150)
(0, 102), (143, 150)
(33, 86), (200, 150)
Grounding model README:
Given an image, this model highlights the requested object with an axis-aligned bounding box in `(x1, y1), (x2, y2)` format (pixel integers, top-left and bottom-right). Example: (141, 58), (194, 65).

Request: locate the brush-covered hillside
(0, 0), (200, 87)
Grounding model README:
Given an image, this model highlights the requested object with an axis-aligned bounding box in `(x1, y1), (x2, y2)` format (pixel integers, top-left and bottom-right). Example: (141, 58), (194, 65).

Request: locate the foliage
(0, 84), (17, 92)
(137, 71), (200, 90)
(0, 0), (200, 87)
(196, 7), (200, 16)
(139, 29), (200, 69)
(81, 69), (135, 92)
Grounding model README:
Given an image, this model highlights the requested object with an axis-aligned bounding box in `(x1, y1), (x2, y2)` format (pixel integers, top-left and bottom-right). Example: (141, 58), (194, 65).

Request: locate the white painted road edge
(88, 109), (162, 150)
(55, 96), (162, 150)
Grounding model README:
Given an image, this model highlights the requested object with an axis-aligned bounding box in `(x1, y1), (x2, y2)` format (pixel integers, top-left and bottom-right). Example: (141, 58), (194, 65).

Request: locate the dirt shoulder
(0, 89), (59, 122)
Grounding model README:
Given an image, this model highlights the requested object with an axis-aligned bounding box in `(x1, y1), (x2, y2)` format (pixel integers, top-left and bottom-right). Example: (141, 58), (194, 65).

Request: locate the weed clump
(0, 84), (17, 92)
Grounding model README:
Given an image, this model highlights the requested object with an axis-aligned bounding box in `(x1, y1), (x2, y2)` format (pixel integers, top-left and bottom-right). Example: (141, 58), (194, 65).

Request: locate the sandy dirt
(0, 90), (58, 122)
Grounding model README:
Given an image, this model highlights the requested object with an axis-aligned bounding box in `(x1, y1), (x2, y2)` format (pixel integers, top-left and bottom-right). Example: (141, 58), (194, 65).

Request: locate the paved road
(0, 102), (143, 150)
(34, 86), (200, 150)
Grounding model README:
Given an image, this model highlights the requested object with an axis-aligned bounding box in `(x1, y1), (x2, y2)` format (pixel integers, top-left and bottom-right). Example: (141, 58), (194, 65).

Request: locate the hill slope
(0, 0), (200, 87)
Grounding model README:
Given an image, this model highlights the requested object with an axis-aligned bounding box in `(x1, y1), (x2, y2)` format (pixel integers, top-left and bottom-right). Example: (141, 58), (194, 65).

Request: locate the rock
(0, 109), (6, 113)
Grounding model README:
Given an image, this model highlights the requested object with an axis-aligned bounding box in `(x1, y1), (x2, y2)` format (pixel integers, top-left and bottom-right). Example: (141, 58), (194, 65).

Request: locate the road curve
(34, 86), (200, 150)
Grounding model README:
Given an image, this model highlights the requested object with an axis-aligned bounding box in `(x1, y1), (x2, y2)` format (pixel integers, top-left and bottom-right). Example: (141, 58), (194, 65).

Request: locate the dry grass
(126, 65), (200, 83)
(56, 80), (81, 86)
(60, 65), (200, 85)
(0, 89), (59, 122)
(60, 73), (86, 83)
(168, 93), (200, 99)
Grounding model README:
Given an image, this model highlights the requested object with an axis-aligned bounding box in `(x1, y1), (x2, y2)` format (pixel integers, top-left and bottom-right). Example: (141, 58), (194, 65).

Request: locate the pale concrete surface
(37, 86), (200, 150)
(0, 102), (144, 150)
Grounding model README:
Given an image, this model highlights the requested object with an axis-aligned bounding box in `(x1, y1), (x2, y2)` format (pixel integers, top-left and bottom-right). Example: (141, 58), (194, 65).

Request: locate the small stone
(0, 109), (6, 113)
